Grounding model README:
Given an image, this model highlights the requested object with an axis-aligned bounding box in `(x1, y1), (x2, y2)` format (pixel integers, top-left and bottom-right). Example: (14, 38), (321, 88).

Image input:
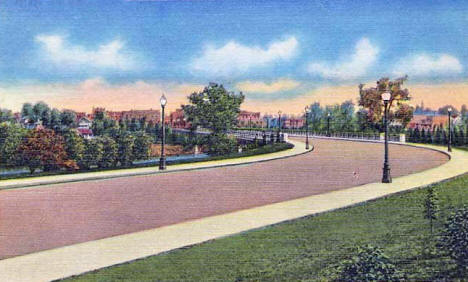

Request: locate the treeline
(406, 126), (468, 146)
(0, 124), (154, 174)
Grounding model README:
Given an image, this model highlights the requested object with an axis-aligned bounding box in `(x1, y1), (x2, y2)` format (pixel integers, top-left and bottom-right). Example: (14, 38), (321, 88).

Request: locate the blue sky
(0, 0), (467, 112)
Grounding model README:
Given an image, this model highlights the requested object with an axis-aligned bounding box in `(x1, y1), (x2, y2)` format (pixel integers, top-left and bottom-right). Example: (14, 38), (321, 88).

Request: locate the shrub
(440, 206), (468, 273)
(424, 187), (439, 234)
(206, 134), (237, 156)
(338, 245), (401, 281)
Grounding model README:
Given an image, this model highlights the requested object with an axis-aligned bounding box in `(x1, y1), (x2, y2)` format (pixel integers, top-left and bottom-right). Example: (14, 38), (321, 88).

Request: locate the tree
(80, 138), (103, 169)
(60, 110), (77, 128)
(183, 83), (244, 155)
(0, 123), (26, 167)
(50, 108), (62, 131)
(21, 103), (34, 121)
(358, 76), (413, 129)
(438, 105), (459, 115)
(0, 108), (14, 122)
(307, 102), (323, 131)
(339, 245), (401, 281)
(424, 187), (439, 235)
(17, 129), (69, 173)
(98, 136), (118, 168)
(440, 206), (468, 273)
(32, 102), (51, 127)
(63, 129), (85, 164)
(117, 133), (135, 166)
(133, 131), (152, 160)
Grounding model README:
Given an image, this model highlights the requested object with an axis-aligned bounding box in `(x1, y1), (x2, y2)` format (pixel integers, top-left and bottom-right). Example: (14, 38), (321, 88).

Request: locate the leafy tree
(339, 245), (401, 281)
(21, 103), (34, 121)
(60, 110), (77, 128)
(117, 133), (135, 166)
(98, 136), (118, 168)
(133, 131), (152, 160)
(358, 76), (413, 129)
(50, 108), (62, 131)
(424, 187), (439, 235)
(440, 206), (468, 273)
(62, 129), (85, 163)
(438, 105), (459, 115)
(307, 102), (323, 131)
(0, 123), (26, 167)
(0, 108), (14, 122)
(32, 102), (51, 127)
(17, 129), (69, 173)
(80, 138), (104, 169)
(183, 83), (244, 155)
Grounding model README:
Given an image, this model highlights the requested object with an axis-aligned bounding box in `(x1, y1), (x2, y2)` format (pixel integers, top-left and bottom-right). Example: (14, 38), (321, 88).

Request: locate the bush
(338, 245), (401, 281)
(440, 206), (468, 273)
(206, 134), (237, 156)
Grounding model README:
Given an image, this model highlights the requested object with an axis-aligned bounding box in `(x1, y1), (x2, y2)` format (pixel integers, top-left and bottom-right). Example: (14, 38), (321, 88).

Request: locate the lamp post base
(382, 164), (392, 183)
(159, 157), (166, 170)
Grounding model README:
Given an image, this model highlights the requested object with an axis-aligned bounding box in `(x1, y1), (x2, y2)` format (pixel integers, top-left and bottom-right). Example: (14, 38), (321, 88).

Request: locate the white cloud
(308, 38), (379, 80)
(236, 78), (300, 94)
(35, 34), (137, 70)
(191, 37), (298, 76)
(392, 53), (463, 77)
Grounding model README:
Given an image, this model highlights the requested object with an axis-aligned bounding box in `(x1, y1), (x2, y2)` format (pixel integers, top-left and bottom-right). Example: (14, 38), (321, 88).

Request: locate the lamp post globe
(381, 90), (392, 183)
(448, 107), (452, 152)
(159, 93), (167, 170)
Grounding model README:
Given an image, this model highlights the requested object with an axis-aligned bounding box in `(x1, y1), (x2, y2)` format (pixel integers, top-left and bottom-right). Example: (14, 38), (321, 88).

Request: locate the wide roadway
(0, 138), (448, 259)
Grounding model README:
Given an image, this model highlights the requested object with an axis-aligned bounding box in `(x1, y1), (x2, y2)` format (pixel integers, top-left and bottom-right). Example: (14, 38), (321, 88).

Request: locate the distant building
(121, 109), (161, 124)
(284, 116), (304, 129)
(237, 111), (262, 128)
(77, 117), (92, 129)
(76, 128), (93, 139)
(408, 114), (449, 130)
(169, 108), (189, 128)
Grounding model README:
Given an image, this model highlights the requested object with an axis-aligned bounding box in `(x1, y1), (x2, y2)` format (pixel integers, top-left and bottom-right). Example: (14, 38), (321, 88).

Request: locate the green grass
(0, 143), (293, 181)
(63, 174), (468, 281)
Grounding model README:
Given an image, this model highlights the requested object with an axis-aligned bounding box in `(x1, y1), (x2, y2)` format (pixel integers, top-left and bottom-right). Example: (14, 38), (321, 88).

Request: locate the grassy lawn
(64, 174), (468, 281)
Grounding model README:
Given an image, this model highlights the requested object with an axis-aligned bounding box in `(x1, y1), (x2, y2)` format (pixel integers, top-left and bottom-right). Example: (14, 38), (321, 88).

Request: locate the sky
(0, 0), (467, 114)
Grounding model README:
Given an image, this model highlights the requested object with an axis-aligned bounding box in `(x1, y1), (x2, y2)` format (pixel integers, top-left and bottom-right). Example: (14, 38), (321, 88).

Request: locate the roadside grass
(0, 142), (293, 181)
(64, 174), (468, 281)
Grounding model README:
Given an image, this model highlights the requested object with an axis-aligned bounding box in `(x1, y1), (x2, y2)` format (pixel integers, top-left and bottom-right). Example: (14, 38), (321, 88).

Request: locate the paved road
(0, 138), (448, 259)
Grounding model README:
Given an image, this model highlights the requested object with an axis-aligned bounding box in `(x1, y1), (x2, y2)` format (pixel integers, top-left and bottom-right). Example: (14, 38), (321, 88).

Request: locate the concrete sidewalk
(0, 139), (310, 190)
(0, 141), (466, 282)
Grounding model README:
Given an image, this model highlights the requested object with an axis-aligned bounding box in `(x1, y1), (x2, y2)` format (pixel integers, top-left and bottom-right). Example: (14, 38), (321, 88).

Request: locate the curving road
(0, 138), (448, 260)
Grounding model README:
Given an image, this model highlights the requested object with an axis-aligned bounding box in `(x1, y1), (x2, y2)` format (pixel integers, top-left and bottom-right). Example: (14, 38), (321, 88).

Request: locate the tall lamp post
(448, 107), (452, 152)
(159, 94), (167, 170)
(277, 110), (282, 143)
(381, 89), (392, 183)
(305, 106), (310, 150)
(326, 112), (331, 137)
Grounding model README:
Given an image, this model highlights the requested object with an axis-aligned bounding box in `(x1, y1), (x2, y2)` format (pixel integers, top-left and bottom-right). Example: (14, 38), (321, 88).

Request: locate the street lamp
(277, 110), (282, 143)
(448, 107), (452, 152)
(381, 89), (392, 183)
(159, 93), (167, 170)
(305, 106), (310, 150)
(326, 112), (331, 137)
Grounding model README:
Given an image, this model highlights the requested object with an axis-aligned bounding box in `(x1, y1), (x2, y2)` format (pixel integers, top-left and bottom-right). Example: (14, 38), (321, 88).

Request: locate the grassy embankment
(65, 173), (468, 281)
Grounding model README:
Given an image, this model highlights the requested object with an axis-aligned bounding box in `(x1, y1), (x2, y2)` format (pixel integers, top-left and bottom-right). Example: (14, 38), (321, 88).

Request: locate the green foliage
(133, 131), (152, 160)
(183, 83), (244, 134)
(62, 129), (85, 164)
(0, 123), (26, 167)
(0, 108), (14, 122)
(339, 245), (401, 281)
(17, 129), (69, 173)
(206, 134), (237, 155)
(98, 136), (118, 168)
(80, 138), (104, 169)
(440, 206), (468, 273)
(424, 187), (439, 234)
(117, 133), (135, 166)
(60, 110), (77, 128)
